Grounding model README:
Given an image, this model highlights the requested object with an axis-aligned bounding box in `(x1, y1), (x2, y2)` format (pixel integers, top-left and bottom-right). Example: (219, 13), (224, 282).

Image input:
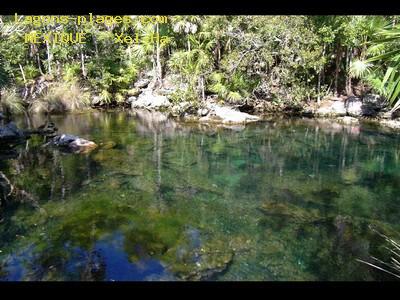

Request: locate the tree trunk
(345, 47), (353, 96)
(200, 76), (205, 101)
(317, 44), (326, 105)
(334, 45), (342, 96)
(36, 53), (44, 76)
(155, 23), (162, 85)
(19, 63), (29, 100)
(46, 40), (52, 75)
(80, 46), (87, 78)
(93, 34), (99, 58)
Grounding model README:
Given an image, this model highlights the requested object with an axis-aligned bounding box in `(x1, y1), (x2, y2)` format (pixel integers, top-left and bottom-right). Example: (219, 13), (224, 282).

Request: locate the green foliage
(368, 24), (400, 110)
(0, 15), (399, 112)
(63, 62), (82, 82)
(208, 71), (255, 103)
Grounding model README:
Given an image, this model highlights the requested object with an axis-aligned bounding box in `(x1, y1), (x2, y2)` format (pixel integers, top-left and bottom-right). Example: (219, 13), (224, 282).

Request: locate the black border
(2, 0), (400, 293)
(1, 0), (400, 14)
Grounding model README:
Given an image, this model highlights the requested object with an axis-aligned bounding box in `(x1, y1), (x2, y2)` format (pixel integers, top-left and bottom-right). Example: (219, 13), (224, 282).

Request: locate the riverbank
(120, 80), (400, 131)
(2, 74), (400, 131)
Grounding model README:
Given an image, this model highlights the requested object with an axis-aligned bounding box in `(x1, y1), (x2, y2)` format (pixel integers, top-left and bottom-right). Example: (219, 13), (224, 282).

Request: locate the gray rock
(171, 101), (193, 116)
(134, 78), (151, 89)
(316, 100), (347, 116)
(345, 97), (363, 117)
(198, 108), (209, 117)
(126, 96), (137, 104)
(380, 119), (400, 130)
(336, 116), (359, 125)
(361, 94), (388, 117)
(91, 96), (102, 106)
(131, 90), (171, 110)
(52, 134), (97, 153)
(200, 104), (260, 124)
(0, 122), (25, 141)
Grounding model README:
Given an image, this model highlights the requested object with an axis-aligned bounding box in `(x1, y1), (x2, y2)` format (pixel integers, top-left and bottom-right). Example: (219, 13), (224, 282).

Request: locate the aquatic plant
(357, 229), (400, 279)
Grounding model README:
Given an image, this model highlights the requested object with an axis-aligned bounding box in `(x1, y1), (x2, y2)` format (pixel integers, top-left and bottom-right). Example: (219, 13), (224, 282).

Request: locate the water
(1, 110), (400, 281)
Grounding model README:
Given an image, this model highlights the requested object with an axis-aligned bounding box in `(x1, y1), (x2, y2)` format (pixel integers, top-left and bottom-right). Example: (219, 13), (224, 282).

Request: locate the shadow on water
(1, 111), (400, 281)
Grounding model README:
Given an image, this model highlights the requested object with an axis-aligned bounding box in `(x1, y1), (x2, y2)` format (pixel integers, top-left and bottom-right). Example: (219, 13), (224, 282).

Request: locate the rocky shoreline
(121, 78), (400, 130)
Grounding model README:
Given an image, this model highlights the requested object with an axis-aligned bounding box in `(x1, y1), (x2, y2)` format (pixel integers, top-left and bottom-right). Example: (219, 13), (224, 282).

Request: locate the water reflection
(0, 111), (400, 281)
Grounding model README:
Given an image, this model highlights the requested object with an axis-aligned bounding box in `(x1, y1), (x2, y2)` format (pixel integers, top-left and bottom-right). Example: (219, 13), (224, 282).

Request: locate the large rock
(91, 96), (102, 106)
(0, 122), (26, 142)
(131, 90), (171, 110)
(51, 134), (97, 154)
(361, 94), (388, 117)
(336, 116), (359, 125)
(170, 101), (197, 117)
(345, 96), (363, 117)
(379, 119), (400, 130)
(134, 78), (151, 89)
(200, 104), (260, 124)
(316, 99), (347, 116)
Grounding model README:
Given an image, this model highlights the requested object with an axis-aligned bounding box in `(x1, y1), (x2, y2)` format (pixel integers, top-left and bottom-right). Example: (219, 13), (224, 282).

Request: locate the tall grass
(30, 81), (90, 114)
(0, 88), (25, 114)
(357, 229), (400, 279)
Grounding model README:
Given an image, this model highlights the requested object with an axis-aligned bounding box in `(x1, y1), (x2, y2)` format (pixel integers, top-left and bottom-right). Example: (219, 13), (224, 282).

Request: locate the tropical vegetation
(0, 15), (400, 115)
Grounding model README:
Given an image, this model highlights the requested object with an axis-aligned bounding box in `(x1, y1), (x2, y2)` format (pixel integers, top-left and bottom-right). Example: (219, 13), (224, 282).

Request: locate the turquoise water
(1, 110), (400, 281)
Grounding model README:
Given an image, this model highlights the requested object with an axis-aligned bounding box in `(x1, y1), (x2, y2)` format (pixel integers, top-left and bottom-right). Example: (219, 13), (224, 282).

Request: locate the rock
(361, 94), (388, 117)
(200, 104), (260, 124)
(260, 201), (321, 224)
(171, 101), (196, 117)
(91, 96), (102, 106)
(131, 90), (171, 110)
(197, 108), (209, 117)
(381, 111), (393, 119)
(126, 96), (137, 104)
(336, 116), (359, 125)
(127, 88), (141, 97)
(0, 122), (26, 142)
(345, 96), (363, 117)
(379, 119), (400, 130)
(316, 99), (347, 116)
(238, 104), (255, 114)
(99, 141), (117, 150)
(134, 78), (151, 89)
(51, 134), (97, 154)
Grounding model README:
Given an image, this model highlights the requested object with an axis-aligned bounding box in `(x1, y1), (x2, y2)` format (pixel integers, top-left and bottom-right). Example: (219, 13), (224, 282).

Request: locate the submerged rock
(99, 141), (117, 150)
(51, 134), (97, 154)
(169, 238), (234, 280)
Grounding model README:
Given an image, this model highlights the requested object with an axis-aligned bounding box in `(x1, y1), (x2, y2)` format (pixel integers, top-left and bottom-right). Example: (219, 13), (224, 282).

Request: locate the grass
(357, 228), (400, 279)
(30, 81), (90, 114)
(0, 88), (25, 114)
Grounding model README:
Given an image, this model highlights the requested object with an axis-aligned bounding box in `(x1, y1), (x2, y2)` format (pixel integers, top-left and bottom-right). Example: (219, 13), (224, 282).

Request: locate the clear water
(1, 110), (400, 281)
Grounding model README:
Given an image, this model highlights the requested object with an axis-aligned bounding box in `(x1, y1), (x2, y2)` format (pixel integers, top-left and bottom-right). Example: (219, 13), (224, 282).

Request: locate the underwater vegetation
(0, 112), (400, 281)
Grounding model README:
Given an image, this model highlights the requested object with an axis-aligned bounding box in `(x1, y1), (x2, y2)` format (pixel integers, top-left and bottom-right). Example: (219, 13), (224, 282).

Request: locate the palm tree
(352, 20), (400, 112)
(368, 23), (400, 111)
